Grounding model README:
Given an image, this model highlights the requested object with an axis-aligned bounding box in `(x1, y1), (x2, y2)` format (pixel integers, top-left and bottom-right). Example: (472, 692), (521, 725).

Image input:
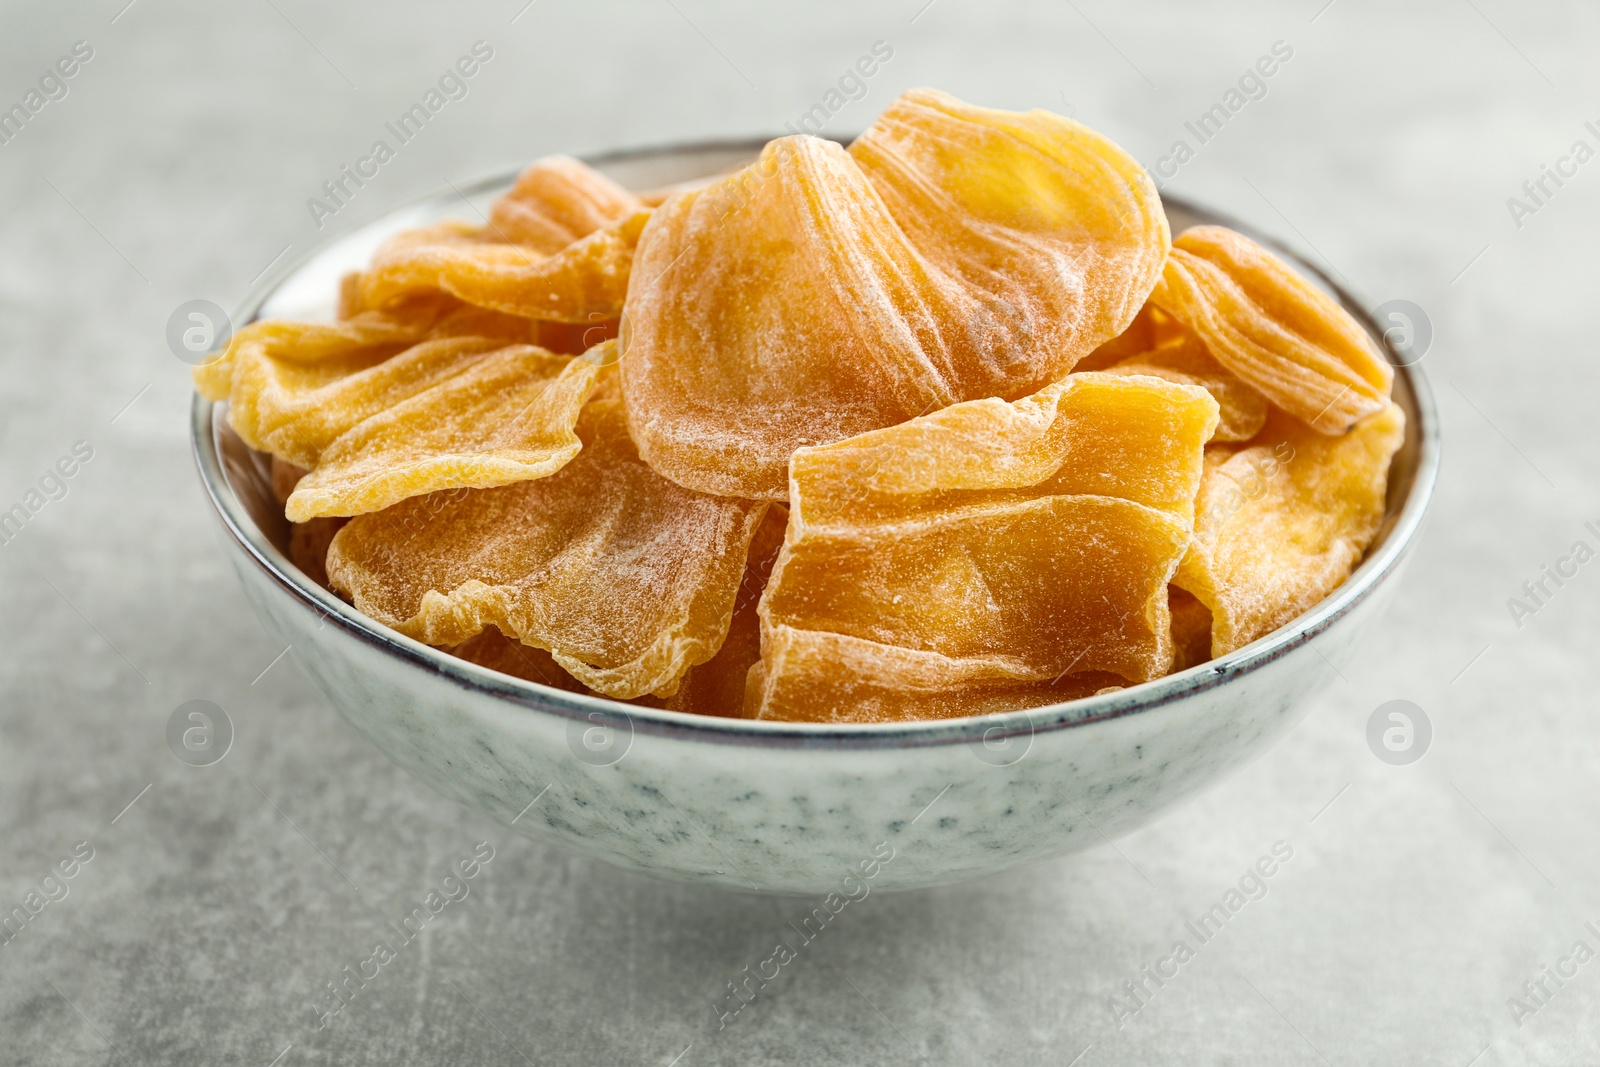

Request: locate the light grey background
(0, 0), (1594, 1063)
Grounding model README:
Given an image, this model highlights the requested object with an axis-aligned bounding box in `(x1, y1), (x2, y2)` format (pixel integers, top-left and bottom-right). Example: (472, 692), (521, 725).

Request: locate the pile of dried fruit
(197, 88), (1403, 723)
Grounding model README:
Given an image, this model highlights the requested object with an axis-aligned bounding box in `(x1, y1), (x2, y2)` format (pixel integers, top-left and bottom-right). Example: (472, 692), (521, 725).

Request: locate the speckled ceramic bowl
(193, 142), (1439, 894)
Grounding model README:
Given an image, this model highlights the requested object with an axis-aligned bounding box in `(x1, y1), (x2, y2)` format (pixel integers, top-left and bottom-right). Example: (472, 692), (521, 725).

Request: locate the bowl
(192, 141), (1440, 894)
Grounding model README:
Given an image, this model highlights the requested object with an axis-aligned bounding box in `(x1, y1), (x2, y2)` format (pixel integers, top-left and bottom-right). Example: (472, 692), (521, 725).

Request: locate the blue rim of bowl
(191, 140), (1441, 751)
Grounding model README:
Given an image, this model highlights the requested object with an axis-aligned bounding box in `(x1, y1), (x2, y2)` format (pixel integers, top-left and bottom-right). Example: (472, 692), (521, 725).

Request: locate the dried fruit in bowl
(440, 506), (787, 717)
(1151, 225), (1393, 433)
(356, 156), (648, 322)
(284, 343), (602, 520)
(325, 379), (769, 700)
(621, 87), (1168, 500)
(749, 372), (1218, 723)
(1100, 331), (1269, 442)
(1174, 402), (1405, 656)
(485, 155), (643, 253)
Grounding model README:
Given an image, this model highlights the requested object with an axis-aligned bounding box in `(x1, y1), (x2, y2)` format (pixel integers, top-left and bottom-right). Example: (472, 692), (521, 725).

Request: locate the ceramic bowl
(192, 141), (1440, 894)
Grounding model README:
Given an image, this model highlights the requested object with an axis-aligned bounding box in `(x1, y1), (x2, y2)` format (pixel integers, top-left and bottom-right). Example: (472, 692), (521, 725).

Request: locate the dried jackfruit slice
(439, 507), (787, 716)
(193, 296), (456, 404)
(225, 335), (513, 469)
(325, 388), (768, 699)
(621, 88), (1169, 500)
(748, 372), (1218, 723)
(1074, 302), (1183, 372)
(360, 209), (651, 323)
(1151, 225), (1392, 433)
(285, 343), (602, 520)
(485, 155), (643, 254)
(441, 626), (594, 693)
(1101, 332), (1269, 442)
(1174, 402), (1405, 656)
(652, 503), (788, 717)
(747, 625), (1128, 723)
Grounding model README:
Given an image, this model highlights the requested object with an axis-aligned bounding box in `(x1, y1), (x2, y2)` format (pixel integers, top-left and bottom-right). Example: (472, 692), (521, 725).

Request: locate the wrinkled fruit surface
(326, 378), (768, 699)
(1175, 402), (1404, 656)
(750, 372), (1218, 723)
(1151, 225), (1392, 433)
(621, 87), (1169, 500)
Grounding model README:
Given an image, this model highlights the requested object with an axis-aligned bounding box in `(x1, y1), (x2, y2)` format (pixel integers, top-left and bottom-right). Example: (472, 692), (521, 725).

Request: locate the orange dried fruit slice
(1151, 225), (1392, 433)
(1174, 402), (1404, 655)
(747, 372), (1218, 723)
(747, 626), (1128, 723)
(360, 210), (651, 323)
(440, 508), (787, 717)
(325, 386), (769, 699)
(485, 155), (642, 254)
(285, 343), (603, 520)
(441, 626), (594, 693)
(1101, 331), (1269, 442)
(651, 503), (788, 717)
(192, 296), (456, 405)
(621, 87), (1169, 500)
(1074, 302), (1183, 372)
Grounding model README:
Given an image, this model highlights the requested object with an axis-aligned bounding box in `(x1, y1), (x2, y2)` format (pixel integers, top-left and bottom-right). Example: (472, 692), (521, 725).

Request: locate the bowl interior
(203, 140), (1439, 738)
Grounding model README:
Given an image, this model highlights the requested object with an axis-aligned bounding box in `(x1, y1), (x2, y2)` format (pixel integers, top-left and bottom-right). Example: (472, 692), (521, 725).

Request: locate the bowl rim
(191, 139), (1442, 751)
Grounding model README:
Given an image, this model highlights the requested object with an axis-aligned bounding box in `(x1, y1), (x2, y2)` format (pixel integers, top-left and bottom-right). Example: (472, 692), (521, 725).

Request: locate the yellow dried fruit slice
(621, 87), (1169, 500)
(224, 335), (512, 469)
(1151, 225), (1392, 432)
(485, 155), (642, 254)
(360, 209), (651, 323)
(193, 296), (456, 404)
(1174, 402), (1405, 655)
(285, 344), (603, 520)
(325, 388), (768, 699)
(1101, 332), (1269, 442)
(748, 372), (1218, 723)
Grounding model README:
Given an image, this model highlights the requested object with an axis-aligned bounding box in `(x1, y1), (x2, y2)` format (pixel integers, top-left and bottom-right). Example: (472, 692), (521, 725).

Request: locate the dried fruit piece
(439, 507), (787, 716)
(285, 343), (603, 520)
(336, 272), (368, 319)
(622, 88), (1169, 500)
(193, 296), (456, 405)
(653, 504), (787, 717)
(1074, 302), (1184, 372)
(224, 335), (510, 468)
(1101, 332), (1269, 442)
(1151, 225), (1392, 433)
(748, 372), (1218, 723)
(1168, 585), (1213, 671)
(326, 386), (768, 699)
(1175, 402), (1404, 656)
(442, 626), (593, 693)
(485, 156), (642, 253)
(747, 627), (1127, 723)
(360, 209), (651, 323)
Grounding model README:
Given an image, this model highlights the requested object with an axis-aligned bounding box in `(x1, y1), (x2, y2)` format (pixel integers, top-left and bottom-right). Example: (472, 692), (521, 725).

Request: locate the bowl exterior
(224, 535), (1404, 894)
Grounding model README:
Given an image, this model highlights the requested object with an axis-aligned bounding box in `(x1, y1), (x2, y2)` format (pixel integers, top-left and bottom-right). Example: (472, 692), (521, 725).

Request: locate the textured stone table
(1, 1), (1594, 1063)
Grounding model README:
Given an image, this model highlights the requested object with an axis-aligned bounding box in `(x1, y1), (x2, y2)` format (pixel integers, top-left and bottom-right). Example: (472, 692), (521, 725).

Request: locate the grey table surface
(1, 0), (1595, 1063)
